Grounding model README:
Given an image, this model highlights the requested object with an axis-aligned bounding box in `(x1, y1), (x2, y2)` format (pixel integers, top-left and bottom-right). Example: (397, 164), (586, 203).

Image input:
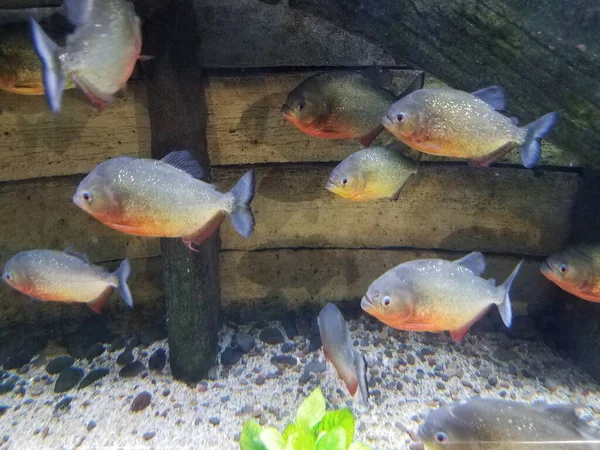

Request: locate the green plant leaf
(240, 421), (268, 450)
(259, 427), (285, 450)
(282, 423), (297, 443)
(348, 443), (374, 450)
(316, 427), (346, 450)
(285, 429), (317, 450)
(295, 387), (326, 432)
(315, 409), (355, 446)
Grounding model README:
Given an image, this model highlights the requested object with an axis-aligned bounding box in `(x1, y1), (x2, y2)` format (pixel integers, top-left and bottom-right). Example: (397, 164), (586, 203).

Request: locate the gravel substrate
(1, 315), (599, 450)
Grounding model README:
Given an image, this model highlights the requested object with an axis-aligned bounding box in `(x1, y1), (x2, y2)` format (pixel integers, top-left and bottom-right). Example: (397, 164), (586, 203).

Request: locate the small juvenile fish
(361, 252), (521, 343)
(541, 243), (600, 303)
(382, 86), (558, 168)
(1, 249), (132, 313)
(73, 151), (255, 250)
(318, 303), (369, 406)
(0, 22), (75, 95)
(418, 398), (600, 449)
(282, 69), (424, 147)
(326, 146), (418, 201)
(30, 0), (143, 111)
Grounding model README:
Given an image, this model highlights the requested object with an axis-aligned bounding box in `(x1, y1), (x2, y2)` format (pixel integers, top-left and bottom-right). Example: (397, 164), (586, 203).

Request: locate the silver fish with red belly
(361, 252), (522, 343)
(382, 86), (558, 168)
(1, 249), (132, 313)
(318, 303), (369, 406)
(30, 0), (142, 112)
(73, 151), (255, 251)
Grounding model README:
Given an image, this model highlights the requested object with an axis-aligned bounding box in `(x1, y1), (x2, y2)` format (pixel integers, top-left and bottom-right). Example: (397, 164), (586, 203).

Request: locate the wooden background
(0, 2), (582, 331)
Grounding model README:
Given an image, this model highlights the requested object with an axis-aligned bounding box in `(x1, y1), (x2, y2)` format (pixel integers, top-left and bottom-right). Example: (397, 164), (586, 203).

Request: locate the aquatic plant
(240, 387), (372, 450)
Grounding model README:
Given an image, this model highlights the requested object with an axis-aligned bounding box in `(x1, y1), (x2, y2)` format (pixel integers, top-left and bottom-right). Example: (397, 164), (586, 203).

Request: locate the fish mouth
(325, 180), (336, 191)
(281, 104), (294, 120)
(381, 114), (394, 129)
(361, 295), (375, 312)
(72, 192), (82, 209)
(539, 260), (554, 279)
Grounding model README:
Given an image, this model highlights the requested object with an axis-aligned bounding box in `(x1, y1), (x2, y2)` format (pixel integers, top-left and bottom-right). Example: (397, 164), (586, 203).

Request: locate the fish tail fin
(497, 260), (523, 328)
(30, 18), (66, 112)
(353, 349), (370, 407)
(519, 112), (559, 168)
(114, 258), (134, 309)
(229, 169), (256, 238)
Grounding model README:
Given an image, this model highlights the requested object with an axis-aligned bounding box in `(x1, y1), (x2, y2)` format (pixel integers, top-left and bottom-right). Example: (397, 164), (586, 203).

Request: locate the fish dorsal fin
(63, 0), (94, 26)
(397, 72), (425, 100)
(471, 86), (506, 111)
(63, 247), (91, 264)
(363, 66), (393, 89)
(161, 150), (208, 180)
(454, 252), (486, 275)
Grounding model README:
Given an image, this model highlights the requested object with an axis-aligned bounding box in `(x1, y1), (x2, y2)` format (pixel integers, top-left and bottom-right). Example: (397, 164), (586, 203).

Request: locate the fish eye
(559, 264), (568, 273)
(3, 272), (12, 282)
(434, 431), (449, 444)
(341, 177), (348, 186)
(297, 101), (306, 111)
(396, 112), (406, 123)
(382, 296), (391, 307)
(82, 191), (93, 203)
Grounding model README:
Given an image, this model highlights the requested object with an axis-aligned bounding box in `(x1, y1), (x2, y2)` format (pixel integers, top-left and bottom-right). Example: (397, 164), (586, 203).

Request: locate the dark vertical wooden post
(142, 0), (220, 382)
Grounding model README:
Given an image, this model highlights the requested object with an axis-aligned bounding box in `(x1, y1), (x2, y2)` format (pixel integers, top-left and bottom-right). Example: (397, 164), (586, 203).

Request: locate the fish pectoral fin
(467, 142), (516, 167)
(359, 124), (385, 147)
(87, 287), (115, 314)
(108, 223), (145, 234)
(71, 74), (114, 112)
(182, 211), (226, 248)
(449, 306), (492, 344)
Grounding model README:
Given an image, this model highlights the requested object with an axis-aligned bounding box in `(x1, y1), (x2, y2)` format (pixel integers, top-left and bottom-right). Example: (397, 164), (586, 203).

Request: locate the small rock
(488, 376), (498, 387)
(308, 335), (322, 352)
(494, 349), (519, 362)
(461, 380), (473, 389)
(0, 406), (9, 417)
(282, 315), (298, 339)
(436, 381), (446, 390)
(41, 426), (49, 438)
(255, 375), (266, 385)
(544, 379), (558, 392)
(221, 347), (242, 365)
(116, 350), (135, 366)
(55, 367), (84, 393)
(85, 343), (105, 362)
(46, 356), (75, 375)
(236, 335), (255, 354)
(209, 417), (221, 425)
(270, 355), (297, 368)
(407, 354), (416, 365)
(120, 361), (146, 378)
(259, 328), (284, 345)
(78, 368), (109, 390)
(131, 391), (152, 412)
(305, 360), (326, 374)
(148, 349), (167, 371)
(54, 396), (73, 411)
(281, 342), (294, 353)
(109, 336), (127, 352)
(142, 431), (156, 441)
(0, 376), (18, 395)
(86, 421), (97, 431)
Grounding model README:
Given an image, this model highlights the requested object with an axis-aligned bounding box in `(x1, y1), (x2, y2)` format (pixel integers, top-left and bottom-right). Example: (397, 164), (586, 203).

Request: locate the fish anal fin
(359, 124), (385, 147)
(88, 287), (114, 314)
(467, 142), (515, 167)
(182, 211), (226, 249)
(449, 306), (491, 343)
(71, 74), (113, 112)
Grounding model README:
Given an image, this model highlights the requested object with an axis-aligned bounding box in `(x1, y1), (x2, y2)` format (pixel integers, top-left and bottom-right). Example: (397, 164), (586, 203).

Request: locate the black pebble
(281, 314), (298, 340)
(78, 368), (109, 390)
(209, 417), (221, 425)
(0, 405), (9, 416)
(280, 343), (294, 353)
(85, 343), (105, 362)
(235, 335), (255, 354)
(221, 347), (242, 365)
(148, 349), (167, 371)
(131, 391), (152, 412)
(308, 335), (322, 352)
(87, 421), (97, 431)
(120, 361), (146, 378)
(140, 327), (167, 345)
(109, 336), (127, 352)
(46, 356), (75, 375)
(406, 354), (416, 365)
(143, 431), (156, 440)
(3, 350), (35, 370)
(259, 328), (284, 345)
(117, 349), (135, 366)
(0, 376), (19, 395)
(270, 355), (297, 367)
(55, 367), (84, 393)
(54, 396), (73, 411)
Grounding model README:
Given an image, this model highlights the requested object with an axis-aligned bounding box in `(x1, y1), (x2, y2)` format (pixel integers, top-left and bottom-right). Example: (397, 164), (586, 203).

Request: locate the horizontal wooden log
(215, 164), (579, 256)
(0, 83), (151, 182)
(0, 176), (160, 263)
(205, 72), (572, 167)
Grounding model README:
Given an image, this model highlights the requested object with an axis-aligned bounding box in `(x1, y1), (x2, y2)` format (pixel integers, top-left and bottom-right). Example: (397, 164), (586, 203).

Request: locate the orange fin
(467, 142), (515, 167)
(182, 211), (226, 251)
(87, 287), (114, 314)
(343, 374), (359, 397)
(71, 74), (113, 112)
(449, 306), (491, 343)
(359, 124), (385, 147)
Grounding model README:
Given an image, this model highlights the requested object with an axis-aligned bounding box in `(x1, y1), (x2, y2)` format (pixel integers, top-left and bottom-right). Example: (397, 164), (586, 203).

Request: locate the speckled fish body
(0, 23), (75, 95)
(73, 151), (255, 248)
(361, 252), (520, 343)
(30, 0), (142, 111)
(318, 303), (369, 406)
(383, 87), (558, 168)
(541, 244), (600, 303)
(418, 398), (600, 449)
(326, 146), (417, 201)
(282, 70), (424, 146)
(1, 249), (132, 313)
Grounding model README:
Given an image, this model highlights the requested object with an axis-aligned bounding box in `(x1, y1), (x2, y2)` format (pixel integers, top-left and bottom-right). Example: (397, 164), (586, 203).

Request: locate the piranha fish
(30, 0), (143, 112)
(73, 151), (255, 250)
(282, 69), (425, 147)
(326, 145), (418, 201)
(382, 86), (558, 168)
(0, 22), (75, 95)
(361, 252), (522, 343)
(541, 243), (600, 303)
(317, 303), (369, 406)
(417, 398), (600, 449)
(1, 249), (132, 313)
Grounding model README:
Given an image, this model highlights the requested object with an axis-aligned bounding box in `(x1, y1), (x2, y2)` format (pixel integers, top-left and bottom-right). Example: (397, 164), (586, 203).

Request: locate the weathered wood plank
(215, 164), (580, 256)
(219, 248), (555, 320)
(0, 83), (151, 182)
(205, 72), (572, 167)
(0, 176), (161, 263)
